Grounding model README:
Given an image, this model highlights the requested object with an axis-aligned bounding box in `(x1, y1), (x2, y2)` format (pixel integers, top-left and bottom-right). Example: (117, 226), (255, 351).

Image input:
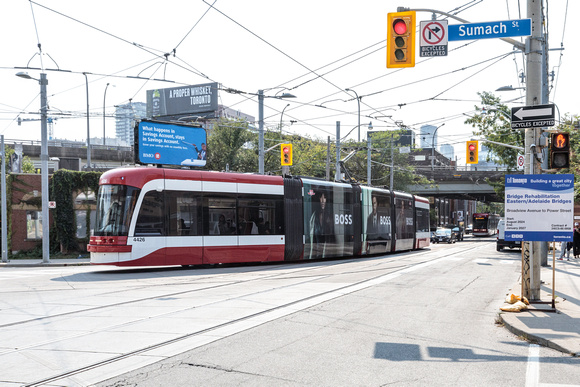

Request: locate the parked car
(433, 228), (457, 244)
(465, 225), (473, 234)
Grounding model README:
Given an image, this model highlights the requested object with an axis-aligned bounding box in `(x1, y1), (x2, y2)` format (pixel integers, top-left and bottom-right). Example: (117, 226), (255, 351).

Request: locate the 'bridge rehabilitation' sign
(504, 174), (574, 242)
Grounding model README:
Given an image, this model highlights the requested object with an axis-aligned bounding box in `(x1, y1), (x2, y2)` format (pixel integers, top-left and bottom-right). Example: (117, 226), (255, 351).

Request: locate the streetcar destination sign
(448, 19), (531, 41)
(510, 104), (555, 129)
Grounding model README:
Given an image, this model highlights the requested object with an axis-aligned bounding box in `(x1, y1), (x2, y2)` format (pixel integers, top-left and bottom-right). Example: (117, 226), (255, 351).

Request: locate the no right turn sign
(420, 20), (448, 57)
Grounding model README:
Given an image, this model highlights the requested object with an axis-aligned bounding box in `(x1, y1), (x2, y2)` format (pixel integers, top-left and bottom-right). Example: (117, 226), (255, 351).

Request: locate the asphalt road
(1, 237), (578, 386)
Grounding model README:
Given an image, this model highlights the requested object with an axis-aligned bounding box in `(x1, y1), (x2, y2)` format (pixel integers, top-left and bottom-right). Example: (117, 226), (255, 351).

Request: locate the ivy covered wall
(51, 170), (101, 253)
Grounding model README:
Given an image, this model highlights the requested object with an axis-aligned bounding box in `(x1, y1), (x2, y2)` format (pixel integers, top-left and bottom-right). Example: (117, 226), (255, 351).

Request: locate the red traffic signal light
(387, 11), (416, 68)
(550, 132), (570, 169)
(393, 19), (407, 35)
(466, 140), (478, 164)
(281, 143), (293, 166)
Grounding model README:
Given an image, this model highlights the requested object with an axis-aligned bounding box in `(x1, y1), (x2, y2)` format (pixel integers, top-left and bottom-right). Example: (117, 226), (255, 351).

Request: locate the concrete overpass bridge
(409, 166), (517, 203)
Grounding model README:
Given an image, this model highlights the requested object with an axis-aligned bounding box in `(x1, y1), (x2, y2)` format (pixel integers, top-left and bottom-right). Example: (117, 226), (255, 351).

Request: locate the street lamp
(345, 88), (361, 142)
(279, 103), (290, 135)
(496, 85), (526, 92)
(258, 90), (296, 174)
(431, 123), (445, 177)
(103, 82), (113, 146)
(16, 71), (50, 263)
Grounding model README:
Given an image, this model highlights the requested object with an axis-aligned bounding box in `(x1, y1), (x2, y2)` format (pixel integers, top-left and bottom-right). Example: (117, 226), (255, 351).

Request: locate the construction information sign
(504, 174), (574, 242)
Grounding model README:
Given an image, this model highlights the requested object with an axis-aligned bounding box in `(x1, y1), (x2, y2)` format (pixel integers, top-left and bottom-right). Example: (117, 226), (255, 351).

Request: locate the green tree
(465, 92), (580, 202)
(205, 118), (256, 172)
(463, 92), (524, 169)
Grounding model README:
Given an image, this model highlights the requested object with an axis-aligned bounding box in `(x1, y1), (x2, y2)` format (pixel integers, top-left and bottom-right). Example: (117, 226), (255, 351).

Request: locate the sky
(1, 0), (578, 165)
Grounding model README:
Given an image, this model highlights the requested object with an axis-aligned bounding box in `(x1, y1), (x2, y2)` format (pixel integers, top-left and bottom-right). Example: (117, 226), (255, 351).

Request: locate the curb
(498, 313), (578, 357)
(0, 261), (91, 268)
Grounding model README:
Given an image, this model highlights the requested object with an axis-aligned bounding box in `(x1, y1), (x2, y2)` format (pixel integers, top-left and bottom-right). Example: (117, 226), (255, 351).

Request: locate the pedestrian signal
(387, 11), (416, 68)
(281, 144), (293, 166)
(549, 132), (570, 169)
(466, 141), (478, 164)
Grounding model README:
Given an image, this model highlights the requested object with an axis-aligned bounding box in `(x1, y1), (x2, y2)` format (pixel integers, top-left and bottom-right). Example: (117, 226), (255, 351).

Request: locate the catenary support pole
(258, 90), (264, 174)
(335, 122), (341, 181)
(1, 135), (7, 262)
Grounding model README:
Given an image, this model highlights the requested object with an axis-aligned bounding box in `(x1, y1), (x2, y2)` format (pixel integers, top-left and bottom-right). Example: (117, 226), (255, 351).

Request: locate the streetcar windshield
(473, 217), (488, 229)
(94, 184), (140, 236)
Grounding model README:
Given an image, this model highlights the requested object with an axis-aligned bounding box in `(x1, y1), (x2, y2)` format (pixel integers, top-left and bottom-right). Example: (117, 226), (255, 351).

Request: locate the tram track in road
(1, 241), (486, 331)
(11, 241), (490, 386)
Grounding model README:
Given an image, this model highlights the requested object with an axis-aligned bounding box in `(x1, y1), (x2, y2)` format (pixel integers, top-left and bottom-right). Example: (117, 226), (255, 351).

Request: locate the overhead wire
(17, 0), (548, 159)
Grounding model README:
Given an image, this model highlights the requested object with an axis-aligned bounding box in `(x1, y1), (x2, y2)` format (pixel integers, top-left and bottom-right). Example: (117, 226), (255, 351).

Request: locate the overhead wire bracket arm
(479, 139), (524, 151)
(396, 7), (525, 50)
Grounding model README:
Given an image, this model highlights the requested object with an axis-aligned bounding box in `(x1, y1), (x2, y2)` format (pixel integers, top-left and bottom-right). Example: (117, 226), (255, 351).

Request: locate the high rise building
(439, 144), (455, 160)
(419, 124), (437, 149)
(115, 102), (147, 146)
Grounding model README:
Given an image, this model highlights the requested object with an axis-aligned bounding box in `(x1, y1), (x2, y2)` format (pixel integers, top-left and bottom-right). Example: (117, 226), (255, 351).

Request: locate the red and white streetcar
(89, 167), (430, 266)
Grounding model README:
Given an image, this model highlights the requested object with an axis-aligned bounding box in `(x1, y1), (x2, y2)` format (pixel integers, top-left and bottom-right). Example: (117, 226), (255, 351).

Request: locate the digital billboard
(146, 82), (219, 118)
(135, 120), (207, 167)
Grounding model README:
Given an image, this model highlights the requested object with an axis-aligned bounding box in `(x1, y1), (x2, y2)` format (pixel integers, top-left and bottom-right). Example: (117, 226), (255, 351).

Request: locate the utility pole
(524, 0), (544, 301)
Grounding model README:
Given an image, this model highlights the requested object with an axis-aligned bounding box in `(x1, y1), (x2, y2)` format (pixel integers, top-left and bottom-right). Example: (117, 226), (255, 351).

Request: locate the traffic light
(387, 11), (416, 68)
(466, 141), (478, 164)
(550, 132), (570, 169)
(281, 143), (293, 166)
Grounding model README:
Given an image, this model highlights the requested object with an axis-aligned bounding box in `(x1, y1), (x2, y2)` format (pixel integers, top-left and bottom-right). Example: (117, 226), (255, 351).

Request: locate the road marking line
(526, 344), (540, 387)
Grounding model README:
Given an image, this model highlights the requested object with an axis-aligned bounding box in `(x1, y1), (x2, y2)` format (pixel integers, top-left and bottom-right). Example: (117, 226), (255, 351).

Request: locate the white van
(496, 218), (521, 251)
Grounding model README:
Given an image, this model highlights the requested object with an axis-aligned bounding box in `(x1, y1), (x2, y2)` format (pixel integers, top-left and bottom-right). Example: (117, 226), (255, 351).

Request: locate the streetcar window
(134, 191), (165, 236)
(395, 198), (414, 240)
(415, 208), (430, 233)
(166, 191), (201, 236)
(363, 190), (391, 255)
(94, 184), (140, 237)
(238, 195), (284, 235)
(207, 196), (236, 235)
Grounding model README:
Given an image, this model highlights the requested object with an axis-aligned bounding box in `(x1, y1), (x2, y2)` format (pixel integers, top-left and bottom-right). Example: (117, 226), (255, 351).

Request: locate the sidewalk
(0, 257), (91, 267)
(499, 257), (580, 356)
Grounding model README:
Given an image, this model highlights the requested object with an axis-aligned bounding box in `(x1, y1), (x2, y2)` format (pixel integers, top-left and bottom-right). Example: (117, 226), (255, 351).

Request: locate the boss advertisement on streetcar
(135, 120), (207, 167)
(362, 188), (392, 255)
(302, 180), (355, 259)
